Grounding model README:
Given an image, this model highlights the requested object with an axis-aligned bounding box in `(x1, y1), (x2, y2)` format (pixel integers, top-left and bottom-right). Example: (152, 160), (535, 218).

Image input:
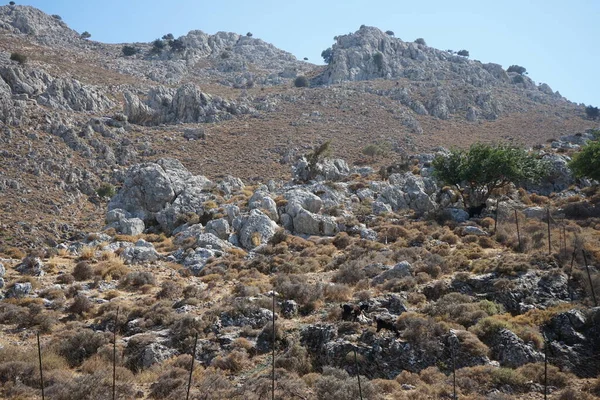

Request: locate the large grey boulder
(248, 189), (278, 221)
(292, 208), (338, 236)
(15, 257), (44, 276)
(125, 335), (177, 371)
(235, 209), (278, 249)
(371, 261), (412, 285)
(292, 157), (349, 182)
(285, 189), (323, 214)
(6, 282), (32, 298)
(174, 225), (231, 252)
(377, 173), (437, 215)
(121, 239), (159, 264)
(108, 158), (211, 234)
(205, 218), (231, 240)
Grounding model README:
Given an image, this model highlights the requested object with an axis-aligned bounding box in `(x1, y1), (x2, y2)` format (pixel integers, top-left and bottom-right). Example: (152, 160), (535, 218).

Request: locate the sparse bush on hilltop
(80, 31), (91, 39)
(585, 105), (599, 120)
(507, 64), (527, 75)
(246, 32), (253, 37)
(432, 143), (547, 208)
(457, 49), (469, 57)
(150, 38), (165, 55)
(294, 75), (309, 88)
(569, 139), (600, 181)
(414, 38), (427, 45)
(385, 30), (394, 36)
(162, 33), (174, 41)
(10, 52), (27, 64)
(122, 45), (137, 57)
(51, 14), (62, 20)
(168, 38), (186, 52)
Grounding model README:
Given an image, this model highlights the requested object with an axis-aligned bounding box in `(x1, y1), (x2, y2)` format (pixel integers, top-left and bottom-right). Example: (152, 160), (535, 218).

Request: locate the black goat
(374, 316), (400, 337)
(467, 203), (487, 218)
(340, 303), (369, 321)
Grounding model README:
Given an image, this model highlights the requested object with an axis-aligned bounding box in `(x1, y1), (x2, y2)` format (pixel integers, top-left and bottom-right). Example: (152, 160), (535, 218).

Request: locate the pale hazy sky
(18, 0), (600, 106)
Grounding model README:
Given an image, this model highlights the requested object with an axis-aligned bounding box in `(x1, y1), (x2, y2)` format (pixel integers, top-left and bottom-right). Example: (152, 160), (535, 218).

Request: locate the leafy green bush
(457, 49), (469, 57)
(96, 183), (116, 198)
(10, 52), (27, 64)
(121, 45), (137, 56)
(80, 31), (91, 39)
(385, 30), (395, 36)
(150, 39), (165, 55)
(294, 75), (309, 87)
(569, 139), (600, 180)
(432, 143), (547, 207)
(414, 38), (427, 45)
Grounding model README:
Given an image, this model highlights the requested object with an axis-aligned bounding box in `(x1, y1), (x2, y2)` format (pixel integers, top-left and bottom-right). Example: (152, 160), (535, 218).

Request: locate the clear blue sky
(20, 0), (600, 106)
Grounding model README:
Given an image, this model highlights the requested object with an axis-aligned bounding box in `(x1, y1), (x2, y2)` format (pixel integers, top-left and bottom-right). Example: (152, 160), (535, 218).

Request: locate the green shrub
(150, 39), (165, 55)
(294, 76), (309, 88)
(80, 31), (91, 39)
(121, 45), (137, 56)
(457, 49), (469, 57)
(569, 139), (600, 180)
(385, 30), (395, 36)
(414, 38), (427, 45)
(585, 105), (599, 120)
(10, 52), (27, 64)
(507, 65), (527, 75)
(96, 183), (116, 198)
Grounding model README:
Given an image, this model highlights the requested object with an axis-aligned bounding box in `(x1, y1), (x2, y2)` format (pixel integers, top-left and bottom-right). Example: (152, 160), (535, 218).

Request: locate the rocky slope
(0, 5), (600, 399)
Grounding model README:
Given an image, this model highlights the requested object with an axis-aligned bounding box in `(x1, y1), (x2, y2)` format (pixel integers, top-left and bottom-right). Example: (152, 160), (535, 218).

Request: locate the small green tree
(457, 49), (469, 57)
(162, 33), (174, 40)
(569, 139), (600, 181)
(246, 32), (253, 37)
(294, 76), (309, 88)
(150, 39), (165, 55)
(432, 143), (547, 207)
(80, 31), (91, 39)
(321, 47), (333, 64)
(385, 30), (395, 36)
(414, 38), (427, 46)
(122, 45), (137, 56)
(362, 143), (386, 160)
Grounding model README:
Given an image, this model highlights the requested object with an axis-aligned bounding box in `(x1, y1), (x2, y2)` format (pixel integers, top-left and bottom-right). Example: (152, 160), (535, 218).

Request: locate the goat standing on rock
(340, 303), (369, 322)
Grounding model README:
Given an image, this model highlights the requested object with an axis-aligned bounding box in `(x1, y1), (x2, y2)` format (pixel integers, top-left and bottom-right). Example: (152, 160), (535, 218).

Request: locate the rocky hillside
(0, 5), (600, 399)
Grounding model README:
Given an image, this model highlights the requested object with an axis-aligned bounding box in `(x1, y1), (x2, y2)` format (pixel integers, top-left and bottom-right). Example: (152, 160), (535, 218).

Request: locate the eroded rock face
(544, 308), (600, 377)
(484, 328), (544, 368)
(123, 83), (253, 125)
